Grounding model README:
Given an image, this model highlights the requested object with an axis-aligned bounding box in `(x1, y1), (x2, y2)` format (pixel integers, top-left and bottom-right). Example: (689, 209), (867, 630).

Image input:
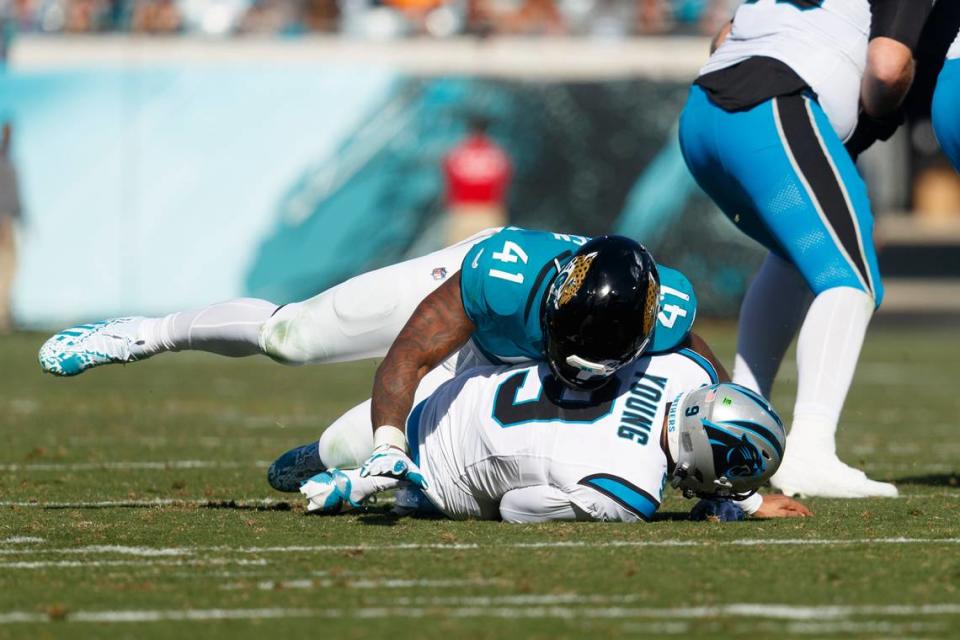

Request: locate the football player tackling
(40, 227), (707, 494)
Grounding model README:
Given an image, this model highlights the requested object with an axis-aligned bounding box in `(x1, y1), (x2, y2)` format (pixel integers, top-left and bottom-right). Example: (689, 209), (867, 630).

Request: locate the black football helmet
(542, 236), (660, 390)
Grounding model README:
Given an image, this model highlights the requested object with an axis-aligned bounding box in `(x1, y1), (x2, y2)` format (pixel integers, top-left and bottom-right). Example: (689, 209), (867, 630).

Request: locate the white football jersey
(411, 350), (717, 522)
(701, 0), (871, 140)
(948, 28), (960, 60)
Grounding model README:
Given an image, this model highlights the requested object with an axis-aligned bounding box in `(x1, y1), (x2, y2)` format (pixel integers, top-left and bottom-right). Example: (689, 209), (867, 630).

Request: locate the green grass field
(0, 322), (957, 639)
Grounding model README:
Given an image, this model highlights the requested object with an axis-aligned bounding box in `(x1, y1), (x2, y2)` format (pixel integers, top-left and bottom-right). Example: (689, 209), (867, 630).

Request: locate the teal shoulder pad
(649, 266), (697, 353)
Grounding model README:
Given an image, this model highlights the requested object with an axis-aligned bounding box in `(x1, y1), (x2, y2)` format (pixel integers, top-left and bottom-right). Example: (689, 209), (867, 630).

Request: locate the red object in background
(443, 134), (512, 207)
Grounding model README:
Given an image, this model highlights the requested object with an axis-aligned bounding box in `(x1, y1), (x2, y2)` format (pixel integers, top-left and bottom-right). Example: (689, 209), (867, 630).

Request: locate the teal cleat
(267, 441), (325, 493)
(38, 317), (145, 377)
(300, 469), (362, 515)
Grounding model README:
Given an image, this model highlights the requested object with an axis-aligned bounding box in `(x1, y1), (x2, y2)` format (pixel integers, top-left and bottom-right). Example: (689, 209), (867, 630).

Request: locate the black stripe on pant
(774, 94), (872, 296)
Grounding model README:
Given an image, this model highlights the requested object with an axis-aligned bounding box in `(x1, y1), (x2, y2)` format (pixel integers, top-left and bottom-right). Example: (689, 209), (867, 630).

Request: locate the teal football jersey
(459, 227), (697, 364)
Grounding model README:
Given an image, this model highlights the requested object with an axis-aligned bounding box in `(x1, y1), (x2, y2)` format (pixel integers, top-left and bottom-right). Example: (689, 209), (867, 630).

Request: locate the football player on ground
(678, 0), (933, 498)
(298, 352), (811, 522)
(39, 227), (705, 488)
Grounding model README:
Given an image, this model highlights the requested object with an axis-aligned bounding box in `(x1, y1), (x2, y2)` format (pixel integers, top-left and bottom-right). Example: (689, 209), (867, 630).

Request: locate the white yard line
(0, 602), (958, 624)
(0, 498), (284, 508)
(0, 608), (313, 624)
(222, 578), (505, 591)
(390, 594), (959, 615)
(782, 620), (943, 635)
(0, 558), (269, 569)
(0, 460), (268, 472)
(1, 488), (955, 510)
(0, 537), (45, 544)
(0, 537), (958, 559)
(620, 620), (943, 636)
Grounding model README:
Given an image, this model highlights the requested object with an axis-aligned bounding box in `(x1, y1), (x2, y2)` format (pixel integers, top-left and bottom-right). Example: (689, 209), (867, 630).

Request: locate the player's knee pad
(814, 282), (882, 313)
(813, 277), (883, 309)
(259, 279), (408, 365)
(258, 303), (311, 365)
(794, 237), (882, 310)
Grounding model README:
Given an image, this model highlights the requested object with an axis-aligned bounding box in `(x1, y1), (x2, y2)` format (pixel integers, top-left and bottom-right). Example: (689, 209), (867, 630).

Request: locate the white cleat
(771, 449), (898, 498)
(38, 317), (145, 377)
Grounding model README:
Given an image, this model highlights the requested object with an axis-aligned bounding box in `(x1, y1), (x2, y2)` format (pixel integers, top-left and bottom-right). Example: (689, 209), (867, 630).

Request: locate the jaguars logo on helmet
(641, 274), (658, 339)
(554, 252), (598, 307)
(542, 236), (660, 390)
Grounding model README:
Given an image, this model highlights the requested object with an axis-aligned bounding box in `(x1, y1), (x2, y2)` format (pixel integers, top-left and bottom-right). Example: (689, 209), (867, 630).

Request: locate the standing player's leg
(733, 253), (813, 398)
(680, 87), (812, 399)
(729, 94), (891, 497)
(933, 57), (960, 173)
(681, 88), (894, 497)
(39, 230), (493, 376)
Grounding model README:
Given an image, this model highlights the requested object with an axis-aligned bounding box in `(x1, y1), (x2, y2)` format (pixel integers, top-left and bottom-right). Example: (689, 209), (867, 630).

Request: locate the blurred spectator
(64, 0), (105, 32)
(0, 0), (744, 36)
(301, 0), (338, 31)
(239, 0), (301, 33)
(443, 116), (512, 244)
(695, 0), (738, 36)
(0, 122), (22, 332)
(384, 0), (444, 34)
(131, 0), (181, 33)
(635, 0), (668, 35)
(478, 0), (566, 36)
(1, 8), (13, 62)
(914, 162), (960, 222)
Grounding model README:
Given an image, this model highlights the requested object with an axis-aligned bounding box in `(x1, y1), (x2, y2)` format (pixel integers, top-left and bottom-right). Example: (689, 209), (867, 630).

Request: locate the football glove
(359, 444), (428, 489)
(845, 108), (904, 161)
(690, 498), (745, 522)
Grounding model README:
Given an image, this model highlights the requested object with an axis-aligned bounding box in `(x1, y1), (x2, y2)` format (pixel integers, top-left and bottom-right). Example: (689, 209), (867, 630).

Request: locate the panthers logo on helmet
(553, 252), (598, 308)
(702, 420), (766, 481)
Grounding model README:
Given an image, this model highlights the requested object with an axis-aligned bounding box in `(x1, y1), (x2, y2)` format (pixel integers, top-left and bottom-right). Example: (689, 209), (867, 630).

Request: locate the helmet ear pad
(541, 236), (660, 390)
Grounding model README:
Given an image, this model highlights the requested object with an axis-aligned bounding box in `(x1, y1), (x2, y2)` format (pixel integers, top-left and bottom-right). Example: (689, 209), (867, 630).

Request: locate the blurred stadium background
(2, 0), (959, 327)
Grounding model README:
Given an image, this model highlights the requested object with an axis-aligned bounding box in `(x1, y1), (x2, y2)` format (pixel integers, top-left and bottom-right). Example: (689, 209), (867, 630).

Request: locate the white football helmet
(667, 383), (786, 499)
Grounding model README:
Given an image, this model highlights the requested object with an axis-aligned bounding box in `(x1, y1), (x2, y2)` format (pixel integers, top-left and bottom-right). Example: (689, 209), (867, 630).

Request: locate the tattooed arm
(371, 271), (476, 439)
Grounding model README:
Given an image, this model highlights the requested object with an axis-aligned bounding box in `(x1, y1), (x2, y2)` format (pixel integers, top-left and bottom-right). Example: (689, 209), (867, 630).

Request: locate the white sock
(790, 287), (875, 454)
(732, 253), (813, 397)
(133, 298), (279, 358)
